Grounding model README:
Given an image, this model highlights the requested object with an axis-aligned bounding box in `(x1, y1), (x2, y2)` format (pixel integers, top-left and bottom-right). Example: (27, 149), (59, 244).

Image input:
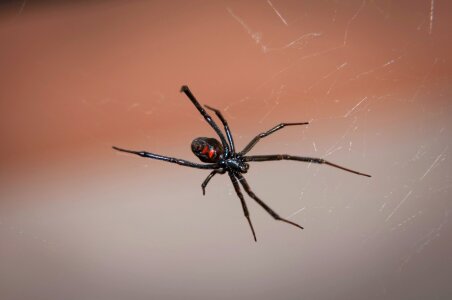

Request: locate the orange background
(1, 1), (451, 299)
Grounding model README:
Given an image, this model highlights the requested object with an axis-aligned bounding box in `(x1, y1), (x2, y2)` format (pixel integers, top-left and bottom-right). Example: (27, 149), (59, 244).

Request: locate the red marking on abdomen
(208, 148), (215, 159)
(201, 145), (209, 155)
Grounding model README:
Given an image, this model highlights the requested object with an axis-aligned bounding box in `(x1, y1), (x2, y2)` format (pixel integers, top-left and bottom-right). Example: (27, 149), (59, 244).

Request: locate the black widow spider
(113, 85), (371, 241)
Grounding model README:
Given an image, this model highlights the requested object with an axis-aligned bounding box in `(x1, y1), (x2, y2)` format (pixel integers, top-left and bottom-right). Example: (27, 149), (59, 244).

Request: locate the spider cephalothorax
(113, 85), (371, 241)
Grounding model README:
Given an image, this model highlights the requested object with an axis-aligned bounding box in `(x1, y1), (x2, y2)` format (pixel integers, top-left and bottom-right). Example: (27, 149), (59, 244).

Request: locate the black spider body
(113, 85), (371, 241)
(192, 138), (249, 173)
(191, 137), (224, 163)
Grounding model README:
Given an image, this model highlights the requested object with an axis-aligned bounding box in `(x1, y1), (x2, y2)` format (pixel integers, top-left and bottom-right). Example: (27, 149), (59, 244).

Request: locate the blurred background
(1, 0), (451, 299)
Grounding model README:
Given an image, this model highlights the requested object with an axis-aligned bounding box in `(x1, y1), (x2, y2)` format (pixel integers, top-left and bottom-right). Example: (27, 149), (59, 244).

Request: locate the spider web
(217, 2), (451, 298)
(0, 1), (451, 299)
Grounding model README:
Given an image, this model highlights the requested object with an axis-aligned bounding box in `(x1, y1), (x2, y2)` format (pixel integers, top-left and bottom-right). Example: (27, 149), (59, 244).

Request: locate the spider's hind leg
(112, 146), (219, 170)
(201, 169), (226, 195)
(204, 105), (235, 154)
(180, 86), (230, 156)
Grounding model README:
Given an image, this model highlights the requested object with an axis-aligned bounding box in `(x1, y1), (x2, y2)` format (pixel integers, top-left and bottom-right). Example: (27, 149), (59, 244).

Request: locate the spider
(113, 85), (371, 241)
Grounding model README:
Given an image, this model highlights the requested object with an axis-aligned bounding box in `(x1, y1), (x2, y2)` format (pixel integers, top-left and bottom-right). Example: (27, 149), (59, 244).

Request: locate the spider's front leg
(229, 172), (257, 241)
(240, 122), (309, 155)
(235, 173), (304, 231)
(201, 169), (226, 195)
(244, 154), (371, 177)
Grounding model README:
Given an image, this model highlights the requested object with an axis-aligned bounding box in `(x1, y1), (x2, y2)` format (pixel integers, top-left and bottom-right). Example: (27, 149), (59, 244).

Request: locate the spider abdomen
(191, 137), (224, 163)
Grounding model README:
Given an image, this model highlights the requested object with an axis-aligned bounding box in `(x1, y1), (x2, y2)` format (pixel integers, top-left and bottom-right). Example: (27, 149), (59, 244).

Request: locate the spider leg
(228, 172), (257, 241)
(201, 169), (226, 195)
(239, 122), (309, 155)
(180, 86), (230, 157)
(204, 105), (235, 154)
(112, 146), (219, 169)
(235, 173), (304, 231)
(244, 154), (371, 177)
